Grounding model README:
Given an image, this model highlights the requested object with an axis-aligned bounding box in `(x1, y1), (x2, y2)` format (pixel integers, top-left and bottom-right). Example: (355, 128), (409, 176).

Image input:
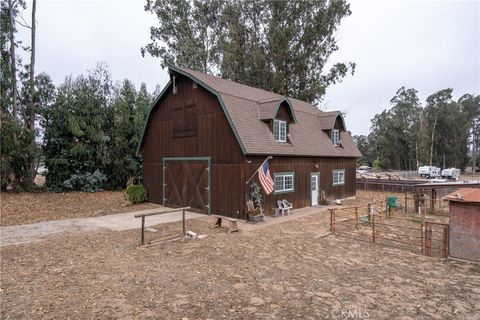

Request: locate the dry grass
(2, 213), (479, 319)
(0, 191), (159, 227)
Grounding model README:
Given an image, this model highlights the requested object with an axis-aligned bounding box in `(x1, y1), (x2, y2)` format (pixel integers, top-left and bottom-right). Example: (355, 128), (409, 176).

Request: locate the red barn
(137, 66), (361, 219)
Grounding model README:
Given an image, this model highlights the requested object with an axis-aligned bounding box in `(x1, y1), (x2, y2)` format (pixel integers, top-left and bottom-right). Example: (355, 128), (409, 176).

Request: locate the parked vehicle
(418, 166), (441, 178)
(356, 165), (371, 174)
(441, 168), (461, 180)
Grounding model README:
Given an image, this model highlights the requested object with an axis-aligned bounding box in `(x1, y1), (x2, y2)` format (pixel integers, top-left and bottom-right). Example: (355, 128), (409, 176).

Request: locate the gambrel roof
(138, 65), (361, 158)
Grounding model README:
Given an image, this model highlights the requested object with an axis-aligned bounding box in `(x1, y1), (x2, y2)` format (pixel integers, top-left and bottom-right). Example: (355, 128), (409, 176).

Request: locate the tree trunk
(28, 0), (37, 183)
(29, 0), (36, 132)
(415, 140), (419, 169)
(8, 0), (18, 132)
(473, 123), (478, 174)
(429, 111), (437, 166)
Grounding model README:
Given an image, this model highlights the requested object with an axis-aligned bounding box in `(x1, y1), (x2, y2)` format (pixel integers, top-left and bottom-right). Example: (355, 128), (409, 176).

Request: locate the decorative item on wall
(250, 182), (263, 212)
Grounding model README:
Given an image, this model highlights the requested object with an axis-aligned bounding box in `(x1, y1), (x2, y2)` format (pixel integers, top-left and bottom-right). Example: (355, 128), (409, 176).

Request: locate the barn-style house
(137, 65), (361, 219)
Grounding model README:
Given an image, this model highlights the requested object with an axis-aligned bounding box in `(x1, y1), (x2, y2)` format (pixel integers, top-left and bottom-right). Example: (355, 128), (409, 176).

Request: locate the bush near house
(125, 184), (148, 204)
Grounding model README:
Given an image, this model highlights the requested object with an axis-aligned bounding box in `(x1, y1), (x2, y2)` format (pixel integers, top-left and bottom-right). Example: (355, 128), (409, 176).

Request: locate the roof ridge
(176, 66), (284, 103)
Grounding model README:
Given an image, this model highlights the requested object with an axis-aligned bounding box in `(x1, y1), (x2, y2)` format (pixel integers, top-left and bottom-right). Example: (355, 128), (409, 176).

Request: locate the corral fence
(329, 203), (449, 258)
(356, 179), (425, 193)
(403, 194), (449, 216)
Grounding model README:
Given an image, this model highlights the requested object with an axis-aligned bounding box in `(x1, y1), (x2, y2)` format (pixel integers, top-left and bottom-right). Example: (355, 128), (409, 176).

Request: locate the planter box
(248, 214), (265, 222)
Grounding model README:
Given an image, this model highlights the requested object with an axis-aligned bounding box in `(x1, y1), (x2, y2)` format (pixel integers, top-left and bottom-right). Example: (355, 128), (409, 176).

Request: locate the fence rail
(329, 203), (449, 258)
(356, 179), (424, 192)
(135, 207), (190, 245)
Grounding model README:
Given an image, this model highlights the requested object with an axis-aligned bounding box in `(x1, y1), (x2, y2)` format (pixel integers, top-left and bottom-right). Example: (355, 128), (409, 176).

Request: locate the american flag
(258, 160), (274, 194)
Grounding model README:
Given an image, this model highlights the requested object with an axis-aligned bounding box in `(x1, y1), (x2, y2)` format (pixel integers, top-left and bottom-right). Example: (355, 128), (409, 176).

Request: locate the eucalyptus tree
(143, 0), (355, 103)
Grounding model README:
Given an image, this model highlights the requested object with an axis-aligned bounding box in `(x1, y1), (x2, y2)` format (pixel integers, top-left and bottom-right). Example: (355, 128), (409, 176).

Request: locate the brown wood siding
(334, 116), (345, 131)
(240, 156), (357, 216)
(140, 75), (357, 219)
(275, 103), (291, 123)
(140, 75), (244, 215)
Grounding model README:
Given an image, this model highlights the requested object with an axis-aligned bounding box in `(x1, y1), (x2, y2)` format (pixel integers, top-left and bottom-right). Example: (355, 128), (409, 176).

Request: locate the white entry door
(311, 174), (319, 206)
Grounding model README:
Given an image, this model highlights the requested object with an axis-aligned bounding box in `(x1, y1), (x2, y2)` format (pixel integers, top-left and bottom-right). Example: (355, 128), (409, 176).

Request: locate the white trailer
(418, 166), (441, 178)
(441, 168), (461, 180)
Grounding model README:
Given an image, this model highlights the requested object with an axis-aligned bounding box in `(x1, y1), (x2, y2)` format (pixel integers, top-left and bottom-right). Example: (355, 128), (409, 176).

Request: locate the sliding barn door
(163, 158), (210, 214)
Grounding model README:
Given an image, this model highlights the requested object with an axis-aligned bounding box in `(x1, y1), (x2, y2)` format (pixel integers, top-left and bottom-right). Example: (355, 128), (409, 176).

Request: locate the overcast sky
(17, 0), (479, 135)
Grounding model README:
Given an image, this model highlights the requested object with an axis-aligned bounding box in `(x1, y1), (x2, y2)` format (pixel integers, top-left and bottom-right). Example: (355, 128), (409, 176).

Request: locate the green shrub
(125, 184), (148, 204)
(63, 170), (107, 192)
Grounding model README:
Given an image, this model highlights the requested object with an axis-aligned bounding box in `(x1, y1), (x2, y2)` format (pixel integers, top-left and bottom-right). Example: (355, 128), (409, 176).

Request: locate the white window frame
(273, 120), (287, 143)
(273, 172), (295, 194)
(332, 129), (340, 146)
(333, 169), (345, 186)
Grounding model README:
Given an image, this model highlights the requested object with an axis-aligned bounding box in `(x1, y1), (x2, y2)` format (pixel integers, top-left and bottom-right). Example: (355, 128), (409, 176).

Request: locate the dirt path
(0, 208), (204, 247)
(2, 212), (479, 319)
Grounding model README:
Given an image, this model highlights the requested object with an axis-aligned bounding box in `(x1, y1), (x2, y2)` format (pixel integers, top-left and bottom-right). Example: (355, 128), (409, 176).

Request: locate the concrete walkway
(1, 205), (334, 247)
(234, 205), (331, 231)
(0, 208), (204, 247)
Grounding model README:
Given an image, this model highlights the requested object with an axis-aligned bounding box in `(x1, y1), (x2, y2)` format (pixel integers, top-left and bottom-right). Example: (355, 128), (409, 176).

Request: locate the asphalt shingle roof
(169, 66), (362, 158)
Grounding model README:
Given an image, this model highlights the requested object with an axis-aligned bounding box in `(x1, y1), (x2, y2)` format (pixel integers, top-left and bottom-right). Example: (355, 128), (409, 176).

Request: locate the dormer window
(332, 129), (340, 146)
(273, 120), (287, 142)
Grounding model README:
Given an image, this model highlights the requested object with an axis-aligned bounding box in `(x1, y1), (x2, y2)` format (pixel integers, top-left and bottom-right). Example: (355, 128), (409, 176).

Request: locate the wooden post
(420, 223), (424, 255)
(182, 208), (186, 236)
(442, 226), (448, 258)
(431, 189), (436, 211)
(371, 214), (376, 243)
(141, 216), (145, 245)
(404, 193), (407, 214)
(355, 207), (359, 229)
(368, 202), (372, 219)
(414, 190), (419, 214)
(424, 223), (432, 257)
(331, 209), (336, 233)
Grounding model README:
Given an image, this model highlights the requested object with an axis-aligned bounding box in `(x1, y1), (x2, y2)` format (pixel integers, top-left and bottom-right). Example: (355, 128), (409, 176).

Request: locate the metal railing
(329, 202), (449, 258)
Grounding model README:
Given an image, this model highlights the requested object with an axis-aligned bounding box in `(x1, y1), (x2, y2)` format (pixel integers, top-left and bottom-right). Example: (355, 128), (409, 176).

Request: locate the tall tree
(458, 94), (480, 173)
(28, 0), (36, 132)
(368, 87), (423, 170)
(143, 0), (354, 103)
(43, 64), (112, 191)
(353, 134), (371, 166)
(1, 0), (39, 190)
(142, 0), (223, 73)
(43, 65), (152, 192)
(7, 0), (22, 127)
(424, 89), (469, 169)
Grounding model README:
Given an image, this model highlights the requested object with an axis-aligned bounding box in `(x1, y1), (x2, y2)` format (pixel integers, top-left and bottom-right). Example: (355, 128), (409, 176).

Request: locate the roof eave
(136, 80), (172, 156)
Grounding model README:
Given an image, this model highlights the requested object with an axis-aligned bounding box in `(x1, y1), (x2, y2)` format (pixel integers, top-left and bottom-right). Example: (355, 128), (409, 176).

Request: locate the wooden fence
(356, 179), (424, 193)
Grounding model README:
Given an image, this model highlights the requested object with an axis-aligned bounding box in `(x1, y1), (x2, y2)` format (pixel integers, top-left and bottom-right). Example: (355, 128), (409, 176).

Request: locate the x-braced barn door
(163, 157), (211, 214)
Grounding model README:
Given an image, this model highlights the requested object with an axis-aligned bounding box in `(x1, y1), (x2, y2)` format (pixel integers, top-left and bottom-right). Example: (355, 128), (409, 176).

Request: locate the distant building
(445, 188), (480, 262)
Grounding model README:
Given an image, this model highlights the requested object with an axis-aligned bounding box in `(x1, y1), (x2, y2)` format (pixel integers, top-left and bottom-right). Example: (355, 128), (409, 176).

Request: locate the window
(273, 120), (287, 142)
(332, 129), (340, 146)
(333, 169), (345, 185)
(274, 172), (295, 193)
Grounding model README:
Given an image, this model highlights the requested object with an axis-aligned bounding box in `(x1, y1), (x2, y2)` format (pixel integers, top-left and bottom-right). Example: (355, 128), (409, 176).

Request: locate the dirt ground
(2, 212), (479, 319)
(1, 191), (159, 227)
(1, 190), (400, 228)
